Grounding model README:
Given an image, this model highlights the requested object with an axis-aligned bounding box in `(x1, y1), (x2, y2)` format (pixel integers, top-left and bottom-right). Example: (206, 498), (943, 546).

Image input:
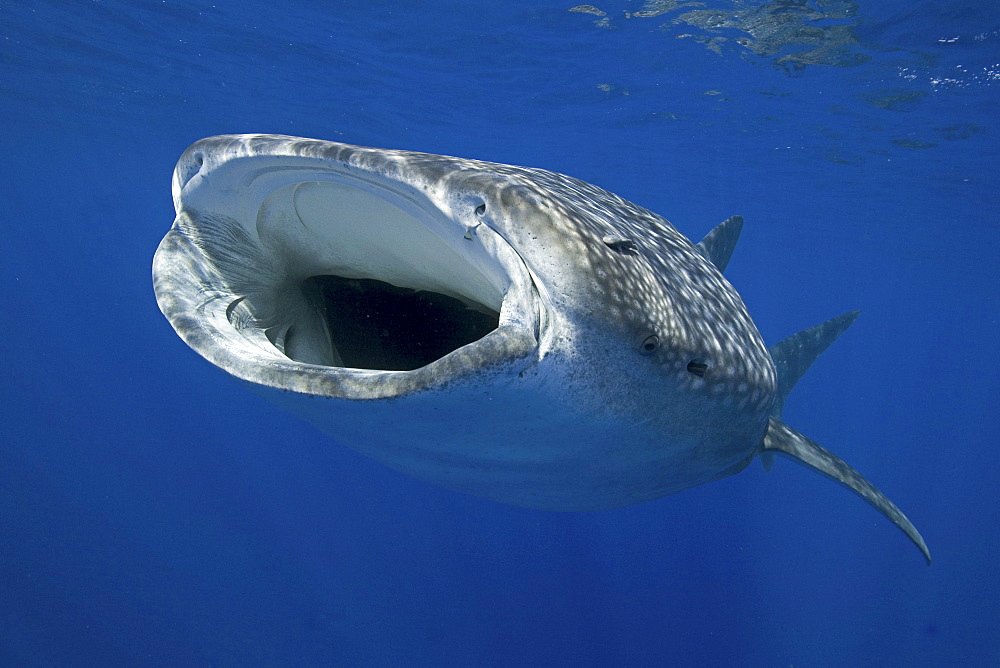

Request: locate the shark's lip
(153, 136), (543, 400)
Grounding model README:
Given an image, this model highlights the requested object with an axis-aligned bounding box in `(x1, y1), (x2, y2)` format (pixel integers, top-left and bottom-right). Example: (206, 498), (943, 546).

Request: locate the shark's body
(153, 134), (929, 562)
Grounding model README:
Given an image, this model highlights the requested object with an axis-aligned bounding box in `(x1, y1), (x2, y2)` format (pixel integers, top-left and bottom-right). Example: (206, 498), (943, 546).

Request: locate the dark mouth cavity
(303, 275), (500, 371)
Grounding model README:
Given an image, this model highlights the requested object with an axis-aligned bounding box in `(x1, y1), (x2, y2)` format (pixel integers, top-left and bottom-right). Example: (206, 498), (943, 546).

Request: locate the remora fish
(152, 134), (929, 563)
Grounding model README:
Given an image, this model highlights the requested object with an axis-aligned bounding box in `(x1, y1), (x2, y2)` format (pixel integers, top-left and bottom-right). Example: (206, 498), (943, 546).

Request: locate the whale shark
(152, 134), (929, 563)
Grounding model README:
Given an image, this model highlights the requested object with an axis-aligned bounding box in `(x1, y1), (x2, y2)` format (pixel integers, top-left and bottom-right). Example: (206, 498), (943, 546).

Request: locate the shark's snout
(175, 150), (204, 191)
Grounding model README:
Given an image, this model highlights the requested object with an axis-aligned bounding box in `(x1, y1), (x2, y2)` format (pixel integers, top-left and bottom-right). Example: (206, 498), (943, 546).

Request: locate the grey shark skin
(153, 134), (930, 563)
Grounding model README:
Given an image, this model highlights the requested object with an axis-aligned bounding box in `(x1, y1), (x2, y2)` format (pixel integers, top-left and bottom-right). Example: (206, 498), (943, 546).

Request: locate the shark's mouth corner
(154, 144), (541, 397)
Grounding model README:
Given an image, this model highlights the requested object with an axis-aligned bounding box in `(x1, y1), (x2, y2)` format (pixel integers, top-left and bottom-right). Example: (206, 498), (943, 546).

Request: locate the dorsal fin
(696, 215), (743, 272)
(761, 418), (931, 564)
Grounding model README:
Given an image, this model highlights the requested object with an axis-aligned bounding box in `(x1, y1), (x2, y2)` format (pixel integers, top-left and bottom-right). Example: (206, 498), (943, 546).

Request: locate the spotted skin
(153, 134), (928, 562)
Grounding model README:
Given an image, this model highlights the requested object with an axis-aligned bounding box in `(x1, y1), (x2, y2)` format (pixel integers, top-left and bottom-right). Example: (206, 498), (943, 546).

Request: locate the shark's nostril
(177, 152), (204, 189)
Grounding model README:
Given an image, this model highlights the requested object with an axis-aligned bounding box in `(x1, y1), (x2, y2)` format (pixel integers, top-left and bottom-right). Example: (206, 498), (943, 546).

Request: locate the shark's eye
(475, 203), (486, 216)
(639, 335), (659, 355)
(687, 361), (708, 377)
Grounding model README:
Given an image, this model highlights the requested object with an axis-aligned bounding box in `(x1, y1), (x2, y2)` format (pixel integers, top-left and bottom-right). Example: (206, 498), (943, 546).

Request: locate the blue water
(2, 1), (998, 664)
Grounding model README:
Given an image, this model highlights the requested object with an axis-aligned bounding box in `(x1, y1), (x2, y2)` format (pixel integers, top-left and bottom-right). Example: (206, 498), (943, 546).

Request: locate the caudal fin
(759, 310), (860, 472)
(768, 310), (861, 420)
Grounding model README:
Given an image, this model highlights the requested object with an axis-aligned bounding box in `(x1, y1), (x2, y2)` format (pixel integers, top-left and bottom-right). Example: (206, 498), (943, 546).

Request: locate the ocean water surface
(1, 1), (998, 664)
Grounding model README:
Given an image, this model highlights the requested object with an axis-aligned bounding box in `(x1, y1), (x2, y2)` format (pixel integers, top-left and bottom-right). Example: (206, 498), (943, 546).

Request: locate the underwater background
(2, 0), (998, 664)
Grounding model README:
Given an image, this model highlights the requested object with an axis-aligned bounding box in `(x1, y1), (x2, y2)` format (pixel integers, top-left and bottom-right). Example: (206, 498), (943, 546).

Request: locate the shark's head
(439, 162), (779, 480)
(153, 135), (928, 564)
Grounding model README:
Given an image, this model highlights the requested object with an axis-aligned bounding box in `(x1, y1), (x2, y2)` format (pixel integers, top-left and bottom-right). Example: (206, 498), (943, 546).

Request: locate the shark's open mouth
(296, 274), (500, 371)
(237, 176), (513, 372)
(154, 141), (541, 398)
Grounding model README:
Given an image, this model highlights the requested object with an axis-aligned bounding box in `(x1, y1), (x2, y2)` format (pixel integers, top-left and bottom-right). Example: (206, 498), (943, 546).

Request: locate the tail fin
(762, 418), (931, 564)
(759, 310), (860, 472)
(694, 223), (927, 561)
(759, 312), (929, 563)
(769, 310), (860, 420)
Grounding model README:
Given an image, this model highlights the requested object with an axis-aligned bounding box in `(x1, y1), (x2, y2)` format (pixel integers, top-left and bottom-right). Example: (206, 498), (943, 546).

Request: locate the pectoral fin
(761, 418), (930, 564)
